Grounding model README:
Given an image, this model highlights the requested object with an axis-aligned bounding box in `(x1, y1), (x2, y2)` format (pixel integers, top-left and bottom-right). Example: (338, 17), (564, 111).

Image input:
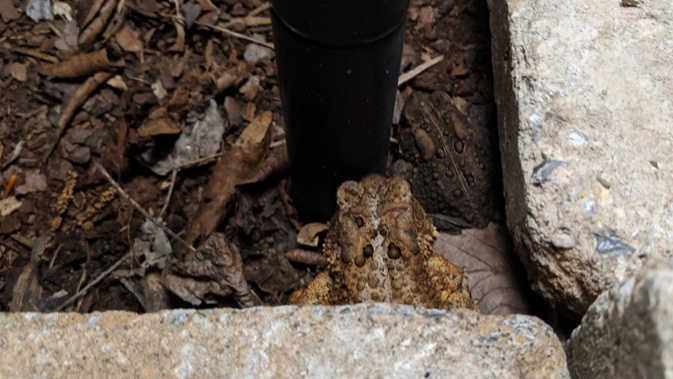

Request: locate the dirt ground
(0, 0), (535, 315)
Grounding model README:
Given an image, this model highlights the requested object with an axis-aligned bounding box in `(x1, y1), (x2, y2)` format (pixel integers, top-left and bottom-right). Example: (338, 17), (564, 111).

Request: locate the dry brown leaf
(243, 101), (256, 122)
(80, 0), (105, 28)
(0, 0), (20, 22)
(138, 108), (182, 137)
(434, 223), (534, 315)
(0, 196), (22, 217)
(169, 19), (186, 52)
(9, 237), (46, 312)
(39, 49), (112, 79)
(243, 252), (300, 293)
(79, 0), (116, 46)
(184, 111), (273, 245)
(195, 0), (217, 12)
(118, 272), (170, 312)
(9, 62), (27, 82)
(235, 110), (272, 148)
(297, 222), (328, 247)
(115, 25), (144, 53)
(163, 233), (261, 307)
(415, 5), (436, 30)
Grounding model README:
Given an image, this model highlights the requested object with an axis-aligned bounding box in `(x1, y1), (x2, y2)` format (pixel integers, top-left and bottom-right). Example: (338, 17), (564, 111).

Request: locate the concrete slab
(0, 304), (569, 378)
(488, 0), (673, 315)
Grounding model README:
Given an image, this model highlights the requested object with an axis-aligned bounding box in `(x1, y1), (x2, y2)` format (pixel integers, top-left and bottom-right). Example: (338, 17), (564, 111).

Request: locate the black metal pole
(270, 0), (410, 221)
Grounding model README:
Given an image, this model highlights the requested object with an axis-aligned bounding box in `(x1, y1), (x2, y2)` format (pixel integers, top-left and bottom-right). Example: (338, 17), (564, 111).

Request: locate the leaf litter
(0, 0), (537, 320)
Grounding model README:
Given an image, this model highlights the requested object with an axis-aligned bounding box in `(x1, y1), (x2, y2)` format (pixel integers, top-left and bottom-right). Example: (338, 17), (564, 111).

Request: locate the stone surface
(568, 258), (673, 379)
(0, 304), (569, 378)
(289, 175), (476, 310)
(488, 0), (673, 315)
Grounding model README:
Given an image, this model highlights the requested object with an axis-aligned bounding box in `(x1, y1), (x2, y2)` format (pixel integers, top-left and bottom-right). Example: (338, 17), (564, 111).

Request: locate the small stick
(398, 55), (444, 86)
(159, 169), (178, 218)
(9, 47), (59, 63)
(93, 161), (196, 253)
(41, 71), (114, 164)
(196, 21), (274, 49)
(249, 2), (270, 17)
(172, 152), (223, 170)
(54, 251), (131, 312)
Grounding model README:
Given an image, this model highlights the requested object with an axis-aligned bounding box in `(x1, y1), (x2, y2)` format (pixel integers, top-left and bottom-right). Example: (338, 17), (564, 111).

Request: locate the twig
(398, 55), (444, 86)
(54, 251), (131, 311)
(9, 47), (59, 63)
(2, 140), (24, 169)
(41, 71), (114, 164)
(196, 21), (274, 49)
(93, 161), (196, 253)
(159, 169), (178, 218)
(249, 2), (270, 17)
(172, 152), (223, 170)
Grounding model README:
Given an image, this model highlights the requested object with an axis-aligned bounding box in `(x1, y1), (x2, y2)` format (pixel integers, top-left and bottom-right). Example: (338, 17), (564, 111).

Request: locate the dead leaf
(243, 101), (256, 122)
(243, 43), (274, 66)
(239, 75), (260, 100)
(118, 272), (170, 312)
(163, 233), (261, 307)
(151, 80), (168, 100)
(106, 75), (128, 91)
(416, 5), (436, 30)
(434, 223), (534, 315)
(0, 196), (22, 217)
(80, 0), (106, 28)
(184, 111), (273, 245)
(115, 25), (144, 53)
(143, 99), (225, 175)
(0, 0), (20, 22)
(14, 169), (47, 195)
(297, 222), (328, 247)
(53, 1), (73, 21)
(169, 19), (186, 52)
(138, 108), (182, 137)
(39, 49), (112, 79)
(235, 109), (271, 148)
(9, 63), (27, 82)
(243, 252), (300, 293)
(79, 0), (116, 46)
(133, 219), (172, 270)
(224, 96), (243, 126)
(54, 20), (80, 50)
(25, 0), (53, 21)
(10, 237), (46, 312)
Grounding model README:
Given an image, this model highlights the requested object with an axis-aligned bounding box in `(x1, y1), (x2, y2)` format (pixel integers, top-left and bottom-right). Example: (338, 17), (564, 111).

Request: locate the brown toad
(392, 91), (496, 232)
(288, 174), (476, 310)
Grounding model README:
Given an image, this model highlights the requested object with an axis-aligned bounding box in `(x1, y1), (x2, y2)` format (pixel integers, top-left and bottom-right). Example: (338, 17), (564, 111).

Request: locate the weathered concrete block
(0, 304), (568, 378)
(488, 0), (673, 315)
(568, 259), (673, 379)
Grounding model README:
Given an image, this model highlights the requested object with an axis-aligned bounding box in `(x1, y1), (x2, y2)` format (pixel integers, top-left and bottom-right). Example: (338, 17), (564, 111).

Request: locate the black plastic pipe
(270, 0), (410, 221)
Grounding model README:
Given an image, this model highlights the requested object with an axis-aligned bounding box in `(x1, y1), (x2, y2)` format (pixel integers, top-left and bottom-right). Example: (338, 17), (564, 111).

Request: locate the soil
(0, 0), (503, 313)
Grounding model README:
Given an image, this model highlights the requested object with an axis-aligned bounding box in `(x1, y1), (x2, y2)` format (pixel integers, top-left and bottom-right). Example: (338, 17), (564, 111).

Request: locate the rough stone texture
(488, 0), (673, 316)
(0, 304), (569, 378)
(568, 258), (673, 379)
